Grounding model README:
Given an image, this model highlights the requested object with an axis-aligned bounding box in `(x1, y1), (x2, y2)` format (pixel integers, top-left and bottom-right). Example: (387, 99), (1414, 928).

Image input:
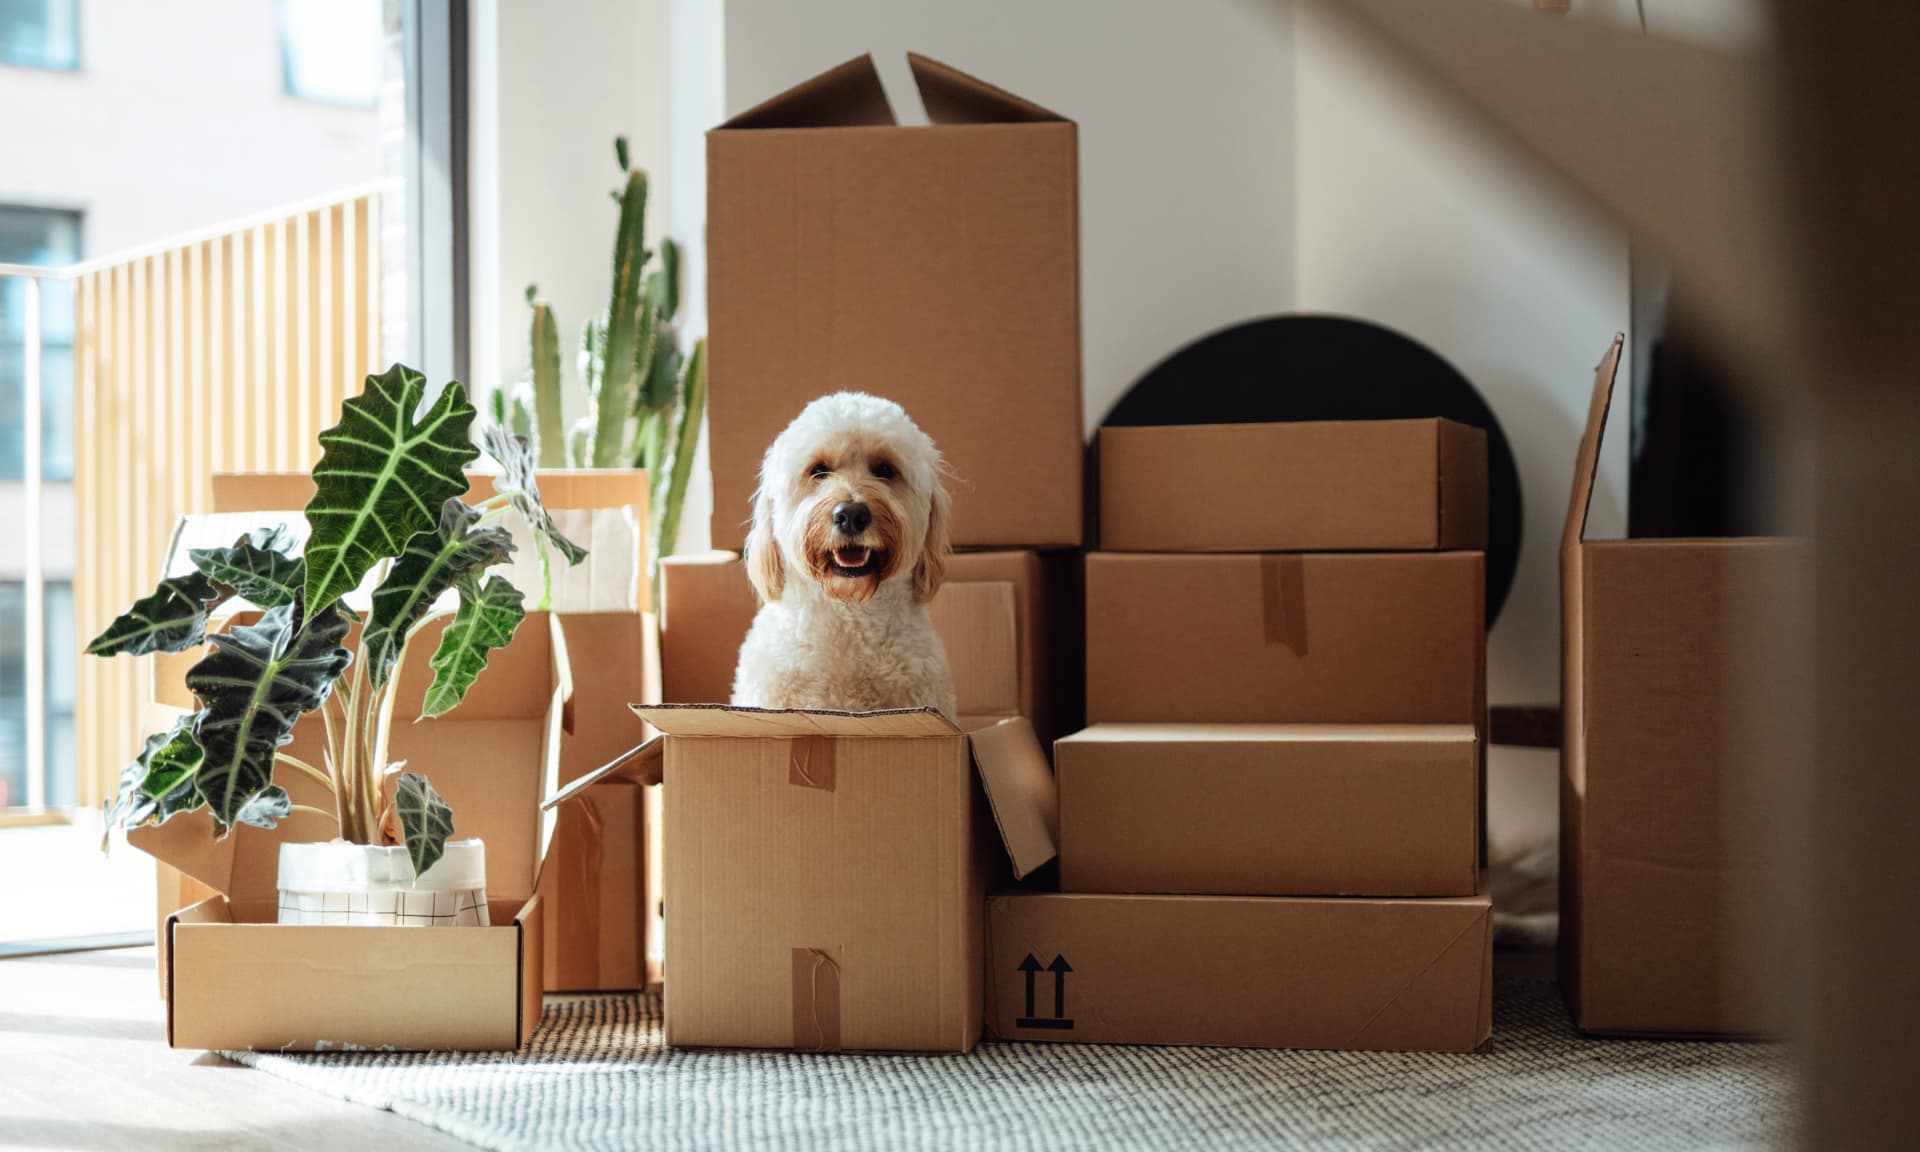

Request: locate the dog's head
(746, 392), (951, 605)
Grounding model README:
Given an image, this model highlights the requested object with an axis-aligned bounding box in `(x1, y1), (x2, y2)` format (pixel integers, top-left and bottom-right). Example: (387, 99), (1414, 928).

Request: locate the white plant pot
(276, 839), (489, 927)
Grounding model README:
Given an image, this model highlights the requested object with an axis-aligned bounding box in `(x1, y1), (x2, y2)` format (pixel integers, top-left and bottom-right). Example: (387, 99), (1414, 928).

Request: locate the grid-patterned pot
(276, 840), (490, 927)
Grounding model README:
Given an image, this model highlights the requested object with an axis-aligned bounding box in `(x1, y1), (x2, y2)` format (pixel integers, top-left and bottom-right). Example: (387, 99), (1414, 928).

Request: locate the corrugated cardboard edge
(543, 737), (665, 810)
(1437, 420), (1490, 550)
(1559, 335), (1624, 1026)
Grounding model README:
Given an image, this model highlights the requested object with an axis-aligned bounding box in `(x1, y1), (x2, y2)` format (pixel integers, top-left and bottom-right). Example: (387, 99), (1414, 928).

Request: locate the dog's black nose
(831, 501), (872, 536)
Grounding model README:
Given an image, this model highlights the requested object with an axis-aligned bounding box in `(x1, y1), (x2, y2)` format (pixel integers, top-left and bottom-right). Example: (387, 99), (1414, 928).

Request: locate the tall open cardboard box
(133, 610), (570, 1051)
(1561, 337), (1808, 1036)
(706, 52), (1083, 549)
(547, 705), (1059, 1053)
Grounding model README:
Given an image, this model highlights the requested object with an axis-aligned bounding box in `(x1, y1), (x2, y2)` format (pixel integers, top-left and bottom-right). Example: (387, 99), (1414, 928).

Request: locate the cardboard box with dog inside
(1561, 337), (1810, 1037)
(546, 705), (1059, 1053)
(661, 549), (1081, 745)
(706, 53), (1083, 549)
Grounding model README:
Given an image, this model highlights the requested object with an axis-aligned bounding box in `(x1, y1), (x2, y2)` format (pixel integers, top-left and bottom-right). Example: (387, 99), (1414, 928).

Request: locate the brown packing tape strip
(791, 947), (843, 1052)
(1261, 555), (1308, 655)
(788, 736), (836, 791)
(558, 796), (607, 987)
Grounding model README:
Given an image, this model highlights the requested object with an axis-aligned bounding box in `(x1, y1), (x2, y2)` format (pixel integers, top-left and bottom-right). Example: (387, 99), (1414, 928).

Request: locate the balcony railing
(2, 186), (387, 817)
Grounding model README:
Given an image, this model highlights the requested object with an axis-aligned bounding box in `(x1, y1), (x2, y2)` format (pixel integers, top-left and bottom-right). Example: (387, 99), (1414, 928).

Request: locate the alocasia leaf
(235, 785), (293, 830)
(363, 498), (515, 689)
(393, 771), (455, 880)
(482, 425), (588, 564)
(85, 573), (226, 657)
(188, 524), (304, 608)
(421, 574), (525, 719)
(187, 600), (352, 835)
(303, 364), (480, 613)
(104, 716), (207, 832)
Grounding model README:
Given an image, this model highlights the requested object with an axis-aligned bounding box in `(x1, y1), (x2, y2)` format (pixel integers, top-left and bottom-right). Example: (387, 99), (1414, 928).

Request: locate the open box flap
(907, 52), (1067, 125)
(634, 703), (960, 739)
(720, 53), (896, 130)
(132, 611), (571, 908)
(541, 735), (664, 812)
(967, 716), (1059, 880)
(1562, 334), (1625, 553)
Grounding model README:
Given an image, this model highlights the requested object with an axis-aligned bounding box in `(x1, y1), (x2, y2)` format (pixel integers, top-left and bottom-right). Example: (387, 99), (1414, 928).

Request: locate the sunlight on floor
(0, 816), (154, 944)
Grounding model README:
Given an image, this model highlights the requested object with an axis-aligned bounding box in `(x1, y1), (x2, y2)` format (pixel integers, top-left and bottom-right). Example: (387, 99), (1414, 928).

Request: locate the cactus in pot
(489, 135), (708, 590)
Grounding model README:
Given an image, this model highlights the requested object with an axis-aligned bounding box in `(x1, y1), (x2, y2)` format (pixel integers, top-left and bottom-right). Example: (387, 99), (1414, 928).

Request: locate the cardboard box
(132, 611), (570, 1052)
(195, 471), (658, 995)
(537, 778), (647, 992)
(986, 889), (1492, 1052)
(1057, 723), (1480, 897)
(661, 549), (1081, 744)
(1085, 551), (1485, 724)
(1561, 337), (1809, 1036)
(707, 53), (1083, 549)
(1097, 419), (1487, 552)
(548, 705), (1059, 1053)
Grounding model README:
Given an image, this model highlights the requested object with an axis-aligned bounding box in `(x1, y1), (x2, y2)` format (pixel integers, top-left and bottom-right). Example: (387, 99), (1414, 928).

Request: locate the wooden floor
(0, 947), (471, 1151)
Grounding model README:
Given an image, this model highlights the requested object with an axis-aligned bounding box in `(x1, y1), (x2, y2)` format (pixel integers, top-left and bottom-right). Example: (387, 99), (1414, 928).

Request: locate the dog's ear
(745, 491), (785, 603)
(913, 475), (952, 603)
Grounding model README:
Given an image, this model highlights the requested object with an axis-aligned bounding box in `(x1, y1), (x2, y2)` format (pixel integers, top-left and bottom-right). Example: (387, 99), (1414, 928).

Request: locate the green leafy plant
(499, 136), (709, 591)
(92, 365), (585, 879)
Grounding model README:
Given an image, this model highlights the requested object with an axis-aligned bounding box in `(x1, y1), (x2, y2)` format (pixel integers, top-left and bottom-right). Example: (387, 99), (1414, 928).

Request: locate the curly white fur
(731, 392), (957, 718)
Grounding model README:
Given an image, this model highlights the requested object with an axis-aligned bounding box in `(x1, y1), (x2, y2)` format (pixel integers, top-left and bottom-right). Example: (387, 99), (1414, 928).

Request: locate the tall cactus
(588, 140), (653, 467)
(525, 284), (566, 467)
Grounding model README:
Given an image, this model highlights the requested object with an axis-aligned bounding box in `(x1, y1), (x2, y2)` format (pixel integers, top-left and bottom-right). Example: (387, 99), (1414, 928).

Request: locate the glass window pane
(278, 0), (380, 106)
(0, 207), (81, 482)
(0, 0), (80, 71)
(0, 582), (22, 808)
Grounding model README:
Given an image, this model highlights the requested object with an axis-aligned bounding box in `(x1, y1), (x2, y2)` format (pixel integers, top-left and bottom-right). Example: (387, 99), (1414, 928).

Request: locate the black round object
(1100, 315), (1522, 628)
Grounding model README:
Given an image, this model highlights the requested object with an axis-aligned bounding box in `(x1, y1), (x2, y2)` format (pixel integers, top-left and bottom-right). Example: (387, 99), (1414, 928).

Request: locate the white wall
(469, 0), (674, 447)
(0, 0), (381, 257)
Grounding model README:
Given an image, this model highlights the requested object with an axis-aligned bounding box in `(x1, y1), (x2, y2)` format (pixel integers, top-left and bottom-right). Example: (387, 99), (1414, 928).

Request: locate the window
(0, 0), (79, 71)
(0, 580), (73, 809)
(0, 204), (80, 481)
(278, 0), (381, 106)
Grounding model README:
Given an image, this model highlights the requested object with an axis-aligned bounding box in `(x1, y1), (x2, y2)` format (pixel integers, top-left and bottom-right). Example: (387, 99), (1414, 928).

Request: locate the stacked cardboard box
(985, 420), (1495, 1052)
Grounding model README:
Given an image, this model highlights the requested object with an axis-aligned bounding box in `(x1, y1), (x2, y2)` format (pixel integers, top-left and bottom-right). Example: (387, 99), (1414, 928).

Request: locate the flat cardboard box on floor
(661, 549), (1081, 745)
(707, 53), (1083, 549)
(547, 705), (1059, 1053)
(1085, 551), (1485, 725)
(1057, 723), (1480, 897)
(1561, 337), (1809, 1037)
(179, 471), (660, 996)
(1098, 419), (1488, 552)
(986, 888), (1492, 1052)
(133, 611), (570, 1052)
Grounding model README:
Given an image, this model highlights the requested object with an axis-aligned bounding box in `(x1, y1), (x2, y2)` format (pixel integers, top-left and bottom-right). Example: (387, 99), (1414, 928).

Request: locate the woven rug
(224, 972), (1791, 1151)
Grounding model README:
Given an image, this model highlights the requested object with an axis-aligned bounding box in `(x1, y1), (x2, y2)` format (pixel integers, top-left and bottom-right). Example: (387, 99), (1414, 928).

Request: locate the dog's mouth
(828, 545), (883, 577)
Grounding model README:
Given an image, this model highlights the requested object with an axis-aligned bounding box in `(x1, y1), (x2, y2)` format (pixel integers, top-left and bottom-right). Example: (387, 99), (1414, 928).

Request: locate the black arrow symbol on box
(1018, 953), (1043, 1019)
(1048, 954), (1072, 1018)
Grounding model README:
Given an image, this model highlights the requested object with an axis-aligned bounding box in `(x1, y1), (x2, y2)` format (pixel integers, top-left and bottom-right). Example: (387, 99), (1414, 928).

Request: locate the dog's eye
(808, 461), (831, 480)
(870, 460), (897, 481)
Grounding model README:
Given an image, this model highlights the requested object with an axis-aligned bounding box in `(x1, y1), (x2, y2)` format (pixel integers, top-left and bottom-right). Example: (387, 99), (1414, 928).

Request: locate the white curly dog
(731, 392), (957, 719)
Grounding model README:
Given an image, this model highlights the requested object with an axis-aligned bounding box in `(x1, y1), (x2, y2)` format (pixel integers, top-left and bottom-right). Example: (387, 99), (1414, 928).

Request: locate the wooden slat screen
(72, 192), (383, 809)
